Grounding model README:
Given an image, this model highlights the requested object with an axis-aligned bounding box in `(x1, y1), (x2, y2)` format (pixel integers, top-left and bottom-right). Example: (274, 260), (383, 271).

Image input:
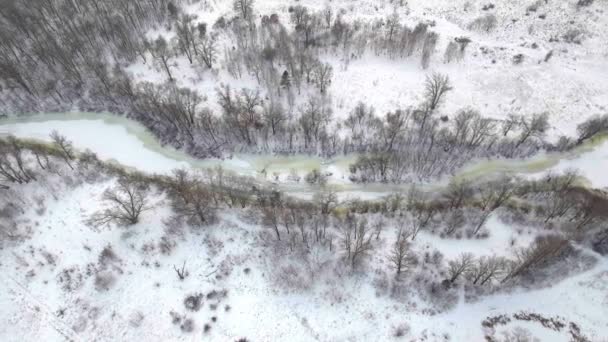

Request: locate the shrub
(393, 323), (411, 337)
(184, 293), (204, 311)
(57, 267), (84, 292)
(180, 318), (195, 333)
(98, 245), (118, 267)
(94, 271), (116, 291)
(577, 0), (594, 8)
(468, 14), (497, 33)
(563, 29), (584, 44)
(513, 54), (525, 64)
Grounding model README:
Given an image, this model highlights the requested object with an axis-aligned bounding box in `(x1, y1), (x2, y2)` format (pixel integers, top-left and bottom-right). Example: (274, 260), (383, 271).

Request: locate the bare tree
(233, 0), (254, 20)
(88, 177), (150, 226)
(313, 189), (338, 216)
(410, 203), (435, 240)
(151, 36), (175, 81)
(50, 130), (75, 170)
(466, 255), (506, 285)
(541, 170), (578, 223)
(389, 228), (415, 278)
(198, 34), (217, 68)
(501, 114), (520, 137)
(502, 235), (569, 283)
(516, 113), (549, 148)
(168, 169), (216, 226)
(576, 114), (608, 143)
(175, 14), (197, 63)
(340, 214), (375, 269)
(262, 205), (282, 240)
(447, 252), (474, 284)
(174, 261), (189, 280)
(424, 73), (453, 112)
(444, 178), (473, 210)
(313, 62), (333, 94)
(0, 136), (36, 184)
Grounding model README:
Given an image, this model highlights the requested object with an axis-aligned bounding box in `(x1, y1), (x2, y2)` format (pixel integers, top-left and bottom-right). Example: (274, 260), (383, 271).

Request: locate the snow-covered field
(2, 134), (608, 340)
(2, 175), (607, 341)
(2, 0), (608, 341)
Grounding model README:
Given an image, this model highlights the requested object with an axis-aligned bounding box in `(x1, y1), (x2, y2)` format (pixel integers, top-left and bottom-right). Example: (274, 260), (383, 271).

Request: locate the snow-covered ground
(1, 174), (607, 341)
(126, 0), (608, 139)
(2, 1), (608, 341)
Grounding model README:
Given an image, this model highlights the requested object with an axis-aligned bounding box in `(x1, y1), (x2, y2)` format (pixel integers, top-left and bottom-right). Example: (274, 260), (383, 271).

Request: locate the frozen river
(1, 112), (607, 197)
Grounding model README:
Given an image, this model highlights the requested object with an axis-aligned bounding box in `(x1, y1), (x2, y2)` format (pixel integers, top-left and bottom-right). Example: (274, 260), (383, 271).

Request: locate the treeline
(0, 0), (174, 109)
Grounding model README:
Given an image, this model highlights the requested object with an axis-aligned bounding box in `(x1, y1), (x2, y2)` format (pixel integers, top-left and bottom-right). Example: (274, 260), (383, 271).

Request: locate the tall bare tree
(89, 177), (151, 226)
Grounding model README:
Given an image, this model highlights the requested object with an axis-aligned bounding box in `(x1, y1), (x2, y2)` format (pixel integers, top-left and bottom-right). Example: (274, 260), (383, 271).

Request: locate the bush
(526, 0), (543, 12)
(98, 245), (118, 267)
(180, 318), (195, 333)
(94, 271), (116, 291)
(57, 267), (84, 292)
(563, 29), (584, 44)
(184, 293), (204, 311)
(513, 54), (524, 64)
(393, 323), (411, 337)
(304, 169), (327, 186)
(577, 0), (594, 8)
(468, 14), (497, 33)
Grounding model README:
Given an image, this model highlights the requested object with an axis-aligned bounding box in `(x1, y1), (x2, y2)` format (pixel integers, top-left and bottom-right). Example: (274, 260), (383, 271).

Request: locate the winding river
(1, 112), (607, 198)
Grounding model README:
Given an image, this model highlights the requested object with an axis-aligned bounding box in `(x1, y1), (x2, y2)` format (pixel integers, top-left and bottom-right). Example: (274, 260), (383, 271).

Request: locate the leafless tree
(444, 178), (473, 210)
(174, 261), (189, 280)
(233, 0), (254, 20)
(198, 34), (217, 68)
(169, 169), (216, 227)
(576, 114), (608, 143)
(389, 228), (415, 278)
(516, 113), (549, 148)
(466, 255), (506, 285)
(313, 62), (333, 94)
(313, 190), (338, 216)
(410, 203), (435, 240)
(0, 136), (36, 184)
(447, 252), (475, 283)
(262, 205), (282, 240)
(88, 177), (151, 227)
(151, 36), (175, 81)
(340, 214), (375, 269)
(443, 209), (465, 236)
(541, 171), (578, 223)
(502, 235), (570, 283)
(424, 72), (453, 112)
(468, 14), (497, 33)
(175, 14), (197, 63)
(501, 114), (520, 137)
(571, 195), (600, 232)
(50, 130), (75, 170)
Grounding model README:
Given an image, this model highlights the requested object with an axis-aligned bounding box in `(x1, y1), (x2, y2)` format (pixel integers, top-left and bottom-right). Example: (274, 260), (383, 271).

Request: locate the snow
(416, 214), (535, 259)
(2, 0), (608, 340)
(1, 178), (607, 341)
(123, 0), (608, 139)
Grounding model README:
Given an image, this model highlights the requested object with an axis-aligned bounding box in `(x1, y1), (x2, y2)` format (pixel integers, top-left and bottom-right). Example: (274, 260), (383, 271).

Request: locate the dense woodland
(2, 0), (605, 182)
